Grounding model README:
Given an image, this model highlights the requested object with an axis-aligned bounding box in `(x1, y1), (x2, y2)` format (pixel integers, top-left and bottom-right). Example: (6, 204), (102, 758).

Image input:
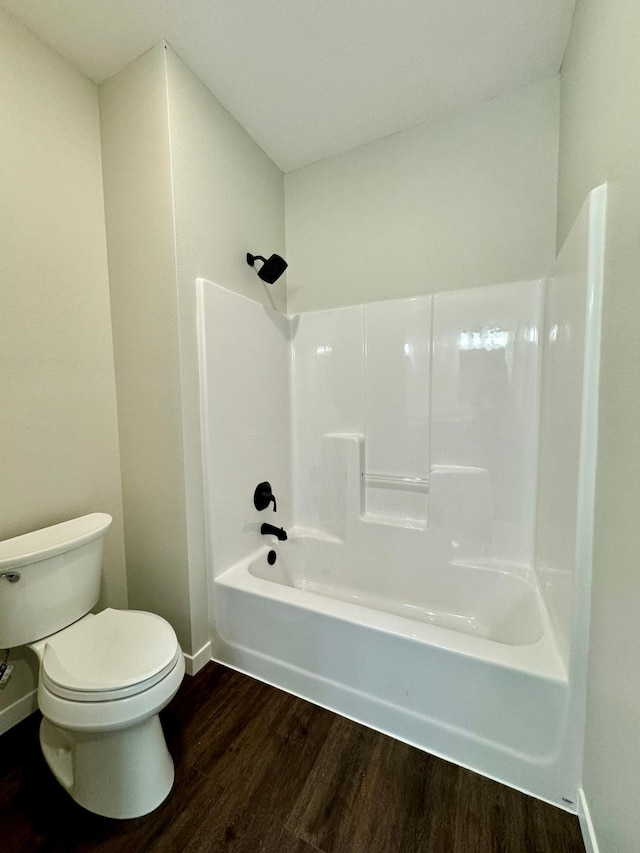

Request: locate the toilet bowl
(0, 513), (186, 818)
(30, 608), (185, 818)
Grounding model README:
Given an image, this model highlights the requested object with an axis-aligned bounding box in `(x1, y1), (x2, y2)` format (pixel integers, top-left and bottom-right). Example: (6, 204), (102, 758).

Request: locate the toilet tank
(0, 513), (112, 648)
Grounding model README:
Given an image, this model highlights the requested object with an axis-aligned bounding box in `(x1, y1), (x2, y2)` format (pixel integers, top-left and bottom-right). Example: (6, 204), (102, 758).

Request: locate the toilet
(0, 513), (185, 819)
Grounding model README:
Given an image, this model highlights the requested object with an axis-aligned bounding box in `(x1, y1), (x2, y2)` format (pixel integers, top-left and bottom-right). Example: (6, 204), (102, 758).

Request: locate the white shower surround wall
(291, 280), (542, 566)
(196, 185), (606, 811)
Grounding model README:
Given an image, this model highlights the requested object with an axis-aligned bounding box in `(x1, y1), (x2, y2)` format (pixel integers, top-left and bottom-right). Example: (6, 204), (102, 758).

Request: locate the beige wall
(165, 47), (286, 655)
(99, 45), (192, 652)
(558, 2), (640, 851)
(0, 7), (127, 724)
(99, 43), (286, 658)
(165, 48), (286, 313)
(285, 78), (559, 312)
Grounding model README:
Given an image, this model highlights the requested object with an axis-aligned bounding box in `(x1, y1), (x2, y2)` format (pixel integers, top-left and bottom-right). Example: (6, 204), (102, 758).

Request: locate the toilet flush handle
(0, 571), (21, 583)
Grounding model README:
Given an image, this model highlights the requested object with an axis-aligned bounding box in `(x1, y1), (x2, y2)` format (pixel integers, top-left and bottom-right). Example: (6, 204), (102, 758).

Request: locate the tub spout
(260, 523), (288, 541)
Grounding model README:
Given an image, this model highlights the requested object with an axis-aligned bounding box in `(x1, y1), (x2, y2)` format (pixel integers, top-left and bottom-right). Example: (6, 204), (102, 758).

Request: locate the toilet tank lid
(0, 513), (112, 571)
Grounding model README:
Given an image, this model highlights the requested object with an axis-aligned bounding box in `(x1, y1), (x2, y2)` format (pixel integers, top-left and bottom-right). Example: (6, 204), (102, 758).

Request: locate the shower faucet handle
(254, 481), (277, 512)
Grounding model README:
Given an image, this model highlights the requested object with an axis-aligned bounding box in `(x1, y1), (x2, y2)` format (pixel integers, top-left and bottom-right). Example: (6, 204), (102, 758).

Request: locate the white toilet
(0, 513), (185, 819)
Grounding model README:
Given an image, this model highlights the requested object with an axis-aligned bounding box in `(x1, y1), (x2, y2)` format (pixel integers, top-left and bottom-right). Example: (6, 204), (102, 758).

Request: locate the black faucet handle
(254, 481), (277, 512)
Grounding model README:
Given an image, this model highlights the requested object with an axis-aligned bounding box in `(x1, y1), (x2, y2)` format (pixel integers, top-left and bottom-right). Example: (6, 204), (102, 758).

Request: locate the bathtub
(212, 532), (577, 810)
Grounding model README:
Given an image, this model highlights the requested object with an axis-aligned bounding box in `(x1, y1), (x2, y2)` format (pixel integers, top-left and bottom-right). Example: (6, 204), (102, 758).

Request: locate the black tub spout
(260, 523), (288, 541)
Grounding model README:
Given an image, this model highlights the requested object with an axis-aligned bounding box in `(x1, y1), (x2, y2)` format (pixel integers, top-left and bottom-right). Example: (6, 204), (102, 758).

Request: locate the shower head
(246, 252), (288, 284)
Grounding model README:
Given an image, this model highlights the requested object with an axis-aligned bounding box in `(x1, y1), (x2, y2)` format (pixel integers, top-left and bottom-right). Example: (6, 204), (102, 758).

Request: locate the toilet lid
(42, 608), (179, 695)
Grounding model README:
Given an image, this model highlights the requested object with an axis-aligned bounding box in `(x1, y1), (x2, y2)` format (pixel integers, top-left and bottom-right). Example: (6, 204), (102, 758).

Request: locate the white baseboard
(0, 689), (38, 736)
(183, 641), (212, 676)
(578, 788), (600, 853)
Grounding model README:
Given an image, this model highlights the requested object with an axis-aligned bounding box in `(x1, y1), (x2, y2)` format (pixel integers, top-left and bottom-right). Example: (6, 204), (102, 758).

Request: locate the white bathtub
(213, 532), (578, 810)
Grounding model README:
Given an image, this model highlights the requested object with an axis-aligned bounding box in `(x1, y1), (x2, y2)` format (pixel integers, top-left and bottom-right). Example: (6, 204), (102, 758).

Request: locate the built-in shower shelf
(361, 511), (428, 531)
(362, 472), (430, 492)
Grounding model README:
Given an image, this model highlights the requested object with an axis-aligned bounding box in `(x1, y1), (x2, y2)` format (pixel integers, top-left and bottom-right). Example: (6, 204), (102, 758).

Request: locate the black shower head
(246, 252), (288, 284)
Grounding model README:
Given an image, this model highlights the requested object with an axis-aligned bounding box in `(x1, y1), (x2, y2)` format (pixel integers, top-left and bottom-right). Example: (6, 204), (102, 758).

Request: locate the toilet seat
(38, 652), (186, 734)
(42, 647), (183, 702)
(40, 608), (180, 702)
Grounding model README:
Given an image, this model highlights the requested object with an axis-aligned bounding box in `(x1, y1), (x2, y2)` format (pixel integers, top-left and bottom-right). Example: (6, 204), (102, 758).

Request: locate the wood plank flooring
(0, 661), (585, 852)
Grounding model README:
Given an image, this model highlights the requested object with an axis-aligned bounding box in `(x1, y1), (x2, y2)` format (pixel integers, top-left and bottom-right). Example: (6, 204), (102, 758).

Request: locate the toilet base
(39, 713), (175, 818)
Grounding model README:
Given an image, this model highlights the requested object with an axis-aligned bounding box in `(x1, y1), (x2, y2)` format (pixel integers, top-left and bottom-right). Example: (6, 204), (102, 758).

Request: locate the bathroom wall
(100, 43), (286, 665)
(290, 280), (542, 571)
(197, 280), (291, 608)
(285, 78), (559, 312)
(558, 1), (640, 850)
(196, 275), (544, 562)
(0, 7), (127, 731)
(100, 44), (192, 654)
(198, 275), (543, 589)
(431, 282), (541, 566)
(165, 48), (287, 313)
(535, 188), (605, 674)
(165, 47), (286, 661)
(291, 306), (365, 531)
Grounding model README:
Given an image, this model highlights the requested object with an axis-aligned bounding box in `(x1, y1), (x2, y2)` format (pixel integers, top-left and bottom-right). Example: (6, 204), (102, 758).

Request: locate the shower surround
(197, 186), (605, 810)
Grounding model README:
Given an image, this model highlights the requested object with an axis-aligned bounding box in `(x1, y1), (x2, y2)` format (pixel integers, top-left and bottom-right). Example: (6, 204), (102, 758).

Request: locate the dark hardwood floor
(1, 662), (585, 852)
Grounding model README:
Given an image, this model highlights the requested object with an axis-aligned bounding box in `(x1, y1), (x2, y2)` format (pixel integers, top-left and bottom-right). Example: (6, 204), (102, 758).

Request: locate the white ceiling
(1, 0), (575, 172)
